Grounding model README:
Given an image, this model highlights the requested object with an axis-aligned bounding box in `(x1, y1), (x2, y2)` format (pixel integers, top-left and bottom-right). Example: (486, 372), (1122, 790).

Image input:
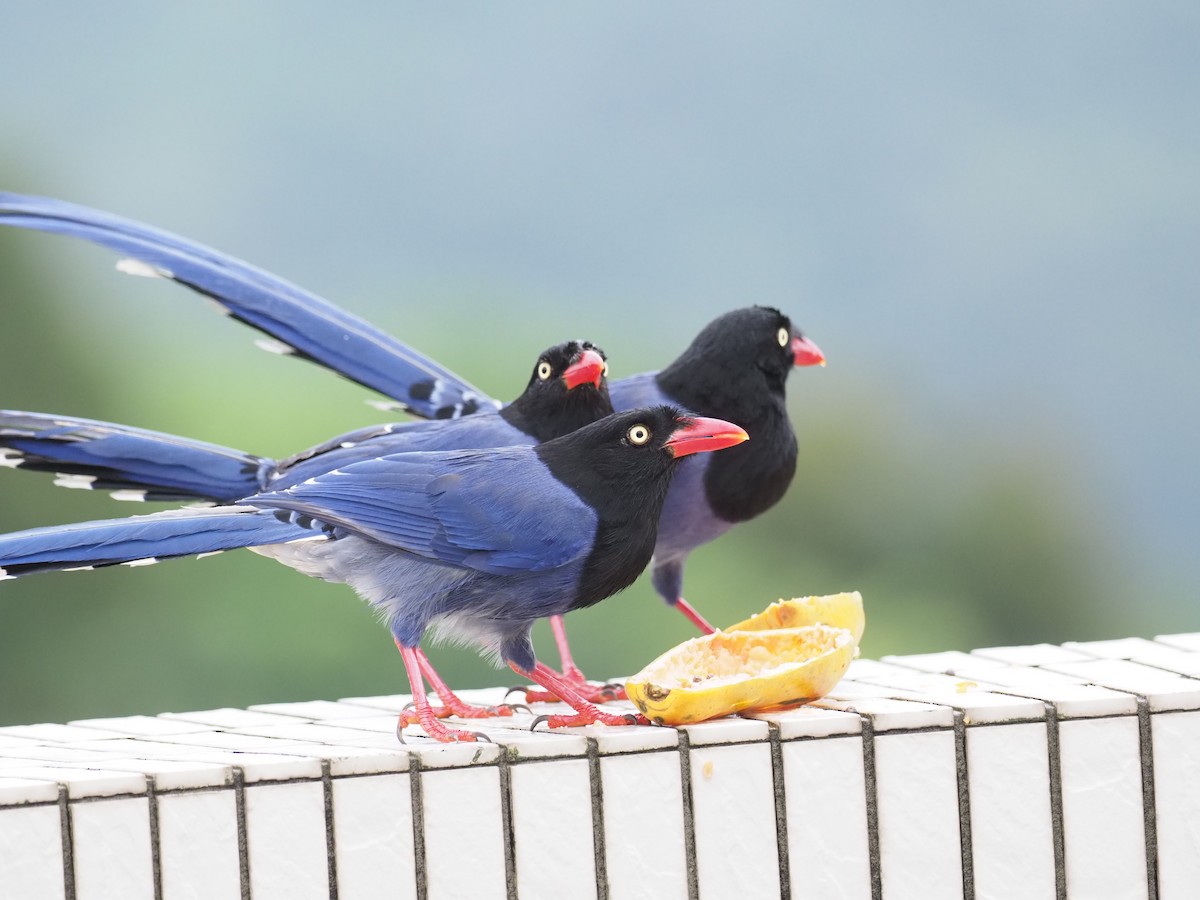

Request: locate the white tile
(817, 697), (956, 731)
(407, 740), (502, 770)
(906, 690), (1047, 726)
(600, 751), (688, 900)
(245, 780), (330, 900)
(588, 725), (679, 755)
(995, 683), (1138, 719)
(874, 730), (963, 899)
(0, 723), (127, 743)
(0, 745), (117, 765)
(782, 735), (872, 900)
(1043, 659), (1200, 711)
(680, 717), (770, 746)
(960, 665), (1086, 690)
(0, 735), (41, 750)
(0, 775), (60, 805)
(71, 796), (155, 900)
(881, 650), (1006, 674)
(846, 658), (921, 679)
(159, 708), (306, 729)
(972, 643), (1095, 665)
(421, 766), (507, 900)
(750, 705), (863, 739)
(966, 723), (1057, 900)
(157, 788), (241, 900)
(1122, 642), (1200, 678)
(509, 759), (596, 900)
(1149, 710), (1200, 898)
(1154, 632), (1200, 652)
(1058, 716), (1148, 899)
(690, 742), (779, 898)
(0, 801), (65, 900)
(332, 773), (417, 900)
(249, 700), (382, 720)
(0, 765), (146, 799)
(1062, 637), (1164, 659)
(67, 715), (209, 737)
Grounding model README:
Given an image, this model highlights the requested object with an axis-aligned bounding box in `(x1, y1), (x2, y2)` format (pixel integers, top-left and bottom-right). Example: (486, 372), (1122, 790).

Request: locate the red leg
(674, 596), (716, 634)
(415, 649), (516, 719)
(513, 661), (647, 730)
(550, 615), (585, 682)
(522, 616), (626, 703)
(393, 640), (483, 742)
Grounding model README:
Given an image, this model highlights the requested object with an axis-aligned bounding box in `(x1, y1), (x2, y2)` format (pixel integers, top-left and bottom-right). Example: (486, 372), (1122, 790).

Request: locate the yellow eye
(627, 424), (651, 445)
(602, 362), (610, 377)
(537, 361), (553, 380)
(777, 327), (789, 347)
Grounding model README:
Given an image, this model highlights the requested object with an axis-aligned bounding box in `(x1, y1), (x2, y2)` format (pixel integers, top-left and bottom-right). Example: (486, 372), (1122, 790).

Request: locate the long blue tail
(0, 506), (323, 580)
(0, 191), (500, 420)
(1, 410), (268, 502)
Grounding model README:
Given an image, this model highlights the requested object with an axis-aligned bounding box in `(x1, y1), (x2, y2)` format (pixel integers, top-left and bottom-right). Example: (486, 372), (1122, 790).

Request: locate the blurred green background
(1, 4), (1197, 725)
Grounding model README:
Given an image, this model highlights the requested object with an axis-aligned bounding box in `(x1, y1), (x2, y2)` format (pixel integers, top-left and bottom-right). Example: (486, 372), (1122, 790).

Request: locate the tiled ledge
(3, 633), (1200, 899)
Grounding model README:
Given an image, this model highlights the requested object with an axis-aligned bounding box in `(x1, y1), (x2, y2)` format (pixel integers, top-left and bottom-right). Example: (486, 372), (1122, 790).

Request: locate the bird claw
(520, 680), (628, 705)
(529, 710), (648, 731)
(395, 714), (496, 744)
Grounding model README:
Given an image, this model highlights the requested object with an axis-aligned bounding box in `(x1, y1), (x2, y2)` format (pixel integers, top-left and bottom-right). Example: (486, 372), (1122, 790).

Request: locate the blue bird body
(0, 406), (749, 741)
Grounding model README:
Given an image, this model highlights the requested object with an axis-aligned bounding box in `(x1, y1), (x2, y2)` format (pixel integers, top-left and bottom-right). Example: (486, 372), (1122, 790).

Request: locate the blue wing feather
(0, 506), (316, 578)
(0, 192), (501, 419)
(248, 448), (596, 575)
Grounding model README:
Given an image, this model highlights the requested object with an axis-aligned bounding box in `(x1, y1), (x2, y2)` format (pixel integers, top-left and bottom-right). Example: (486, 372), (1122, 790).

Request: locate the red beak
(791, 335), (826, 367)
(562, 348), (607, 390)
(665, 416), (750, 458)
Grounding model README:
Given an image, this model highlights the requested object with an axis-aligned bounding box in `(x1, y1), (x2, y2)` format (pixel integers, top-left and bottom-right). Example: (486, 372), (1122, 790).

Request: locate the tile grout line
(952, 710), (975, 900)
(321, 760), (339, 900)
(586, 738), (609, 900)
(767, 723), (791, 900)
(858, 713), (882, 900)
(1043, 702), (1067, 900)
(409, 754), (428, 900)
(147, 775), (163, 900)
(233, 768), (251, 900)
(498, 749), (518, 900)
(677, 730), (700, 900)
(1136, 696), (1160, 899)
(58, 783), (76, 900)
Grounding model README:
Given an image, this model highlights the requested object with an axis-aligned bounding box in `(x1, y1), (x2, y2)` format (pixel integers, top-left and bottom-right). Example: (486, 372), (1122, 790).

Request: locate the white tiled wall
(5, 632), (1200, 898)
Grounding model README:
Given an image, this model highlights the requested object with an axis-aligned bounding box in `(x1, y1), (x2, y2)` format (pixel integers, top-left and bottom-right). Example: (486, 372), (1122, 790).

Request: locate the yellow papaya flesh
(625, 592), (864, 726)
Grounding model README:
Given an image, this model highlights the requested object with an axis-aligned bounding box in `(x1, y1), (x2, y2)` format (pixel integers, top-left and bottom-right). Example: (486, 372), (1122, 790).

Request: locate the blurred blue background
(1, 3), (1197, 725)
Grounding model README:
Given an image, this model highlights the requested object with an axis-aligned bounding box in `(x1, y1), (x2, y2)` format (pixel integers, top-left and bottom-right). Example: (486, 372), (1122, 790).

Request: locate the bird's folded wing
(0, 192), (501, 420)
(247, 449), (596, 575)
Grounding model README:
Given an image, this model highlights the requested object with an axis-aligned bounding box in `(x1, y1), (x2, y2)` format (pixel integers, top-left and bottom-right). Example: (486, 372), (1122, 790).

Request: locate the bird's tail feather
(0, 191), (501, 420)
(0, 410), (268, 503)
(0, 505), (324, 580)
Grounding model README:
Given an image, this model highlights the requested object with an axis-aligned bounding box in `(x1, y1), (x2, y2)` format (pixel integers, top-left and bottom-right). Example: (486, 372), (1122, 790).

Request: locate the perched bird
(0, 193), (824, 689)
(1, 340), (613, 716)
(0, 406), (749, 741)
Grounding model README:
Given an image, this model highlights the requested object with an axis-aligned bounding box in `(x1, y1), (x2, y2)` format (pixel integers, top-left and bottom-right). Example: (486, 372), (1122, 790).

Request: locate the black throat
(499, 384), (613, 443)
(536, 433), (679, 612)
(655, 352), (797, 524)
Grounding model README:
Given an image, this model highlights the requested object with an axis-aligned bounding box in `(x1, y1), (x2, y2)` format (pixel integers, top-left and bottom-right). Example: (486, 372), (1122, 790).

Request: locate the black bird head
(500, 340), (614, 442)
(656, 306), (824, 421)
(537, 405), (749, 609)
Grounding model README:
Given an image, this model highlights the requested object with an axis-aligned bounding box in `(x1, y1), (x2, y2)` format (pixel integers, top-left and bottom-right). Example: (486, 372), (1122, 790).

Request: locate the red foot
(523, 668), (626, 704)
(534, 708), (649, 730)
(513, 661), (647, 732)
(398, 706), (487, 742)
